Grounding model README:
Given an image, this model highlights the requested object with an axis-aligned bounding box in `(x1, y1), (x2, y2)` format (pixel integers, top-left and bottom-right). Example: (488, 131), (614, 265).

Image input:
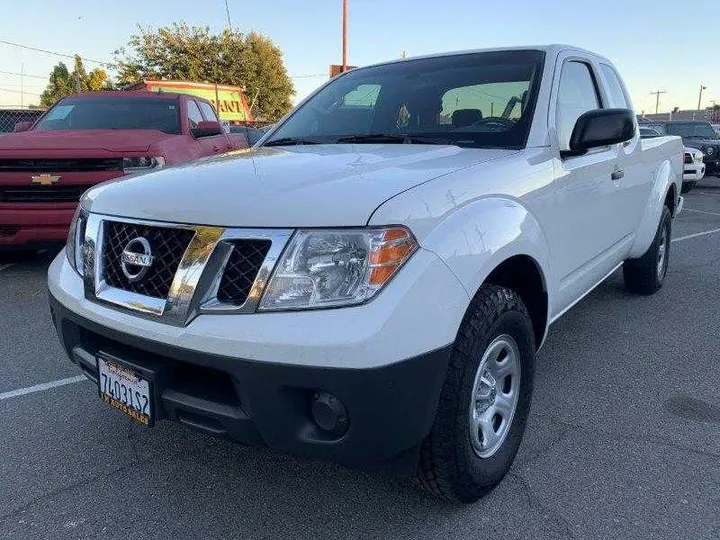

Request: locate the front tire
(415, 284), (535, 503)
(623, 205), (671, 295)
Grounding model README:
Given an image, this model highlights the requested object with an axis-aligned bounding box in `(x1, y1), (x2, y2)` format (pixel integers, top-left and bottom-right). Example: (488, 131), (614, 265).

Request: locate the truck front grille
(684, 153), (693, 164)
(102, 222), (195, 300)
(0, 185), (88, 203)
(217, 240), (272, 305)
(0, 158), (123, 172)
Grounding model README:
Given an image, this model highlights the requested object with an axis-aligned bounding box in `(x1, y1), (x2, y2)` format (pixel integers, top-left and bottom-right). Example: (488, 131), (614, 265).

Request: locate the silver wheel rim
(657, 225), (669, 280)
(469, 334), (521, 458)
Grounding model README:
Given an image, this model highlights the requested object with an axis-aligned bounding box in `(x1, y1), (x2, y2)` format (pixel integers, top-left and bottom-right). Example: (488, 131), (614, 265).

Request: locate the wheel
(681, 182), (692, 194)
(623, 205), (671, 295)
(415, 284), (535, 503)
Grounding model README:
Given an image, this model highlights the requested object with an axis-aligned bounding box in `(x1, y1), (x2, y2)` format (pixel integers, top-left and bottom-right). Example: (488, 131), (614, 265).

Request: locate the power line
(290, 73), (326, 79)
(0, 69), (46, 80)
(0, 39), (109, 65)
(0, 86), (42, 96)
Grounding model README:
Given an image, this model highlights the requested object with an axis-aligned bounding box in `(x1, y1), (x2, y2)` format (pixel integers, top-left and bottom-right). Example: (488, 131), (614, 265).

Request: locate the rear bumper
(49, 292), (451, 475)
(0, 204), (75, 246)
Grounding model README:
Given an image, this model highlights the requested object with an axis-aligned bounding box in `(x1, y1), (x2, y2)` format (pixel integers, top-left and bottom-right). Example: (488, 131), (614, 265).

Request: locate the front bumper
(683, 163), (705, 182)
(0, 204), (75, 247)
(47, 247), (469, 473)
(704, 158), (720, 175)
(49, 292), (451, 474)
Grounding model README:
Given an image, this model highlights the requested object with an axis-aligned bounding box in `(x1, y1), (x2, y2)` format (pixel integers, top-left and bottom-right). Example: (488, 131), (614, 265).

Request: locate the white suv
(48, 45), (683, 502)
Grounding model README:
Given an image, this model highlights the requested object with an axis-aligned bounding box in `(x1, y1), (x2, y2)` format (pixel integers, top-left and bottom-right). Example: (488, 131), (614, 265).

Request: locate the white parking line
(0, 263), (16, 272)
(0, 375), (86, 401)
(672, 227), (720, 243)
(684, 208), (720, 217)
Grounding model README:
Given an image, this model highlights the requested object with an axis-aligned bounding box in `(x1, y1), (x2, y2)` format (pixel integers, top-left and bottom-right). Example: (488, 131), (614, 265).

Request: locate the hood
(0, 129), (176, 153)
(85, 144), (516, 227)
(681, 137), (720, 148)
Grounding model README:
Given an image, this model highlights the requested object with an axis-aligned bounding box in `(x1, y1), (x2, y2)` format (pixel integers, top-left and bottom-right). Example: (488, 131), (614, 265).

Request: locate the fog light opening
(311, 391), (349, 436)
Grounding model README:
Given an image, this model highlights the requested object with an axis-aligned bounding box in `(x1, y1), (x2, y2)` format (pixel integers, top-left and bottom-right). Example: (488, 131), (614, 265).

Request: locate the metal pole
(697, 85), (706, 111)
(342, 0), (348, 72)
(20, 63), (24, 108)
(224, 0), (232, 29)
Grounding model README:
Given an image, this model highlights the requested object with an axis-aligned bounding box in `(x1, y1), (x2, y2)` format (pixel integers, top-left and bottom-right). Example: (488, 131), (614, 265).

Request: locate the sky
(0, 0), (718, 115)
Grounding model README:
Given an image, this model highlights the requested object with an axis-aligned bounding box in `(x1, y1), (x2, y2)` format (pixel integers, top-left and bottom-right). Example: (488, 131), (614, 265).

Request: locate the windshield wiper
(263, 137), (320, 147)
(336, 133), (452, 145)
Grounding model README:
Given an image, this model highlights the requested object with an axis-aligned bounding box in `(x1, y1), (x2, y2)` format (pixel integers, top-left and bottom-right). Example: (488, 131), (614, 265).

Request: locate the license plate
(97, 355), (153, 426)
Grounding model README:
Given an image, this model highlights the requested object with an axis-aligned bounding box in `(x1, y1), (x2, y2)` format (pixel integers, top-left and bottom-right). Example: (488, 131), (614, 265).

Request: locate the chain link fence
(0, 108), (46, 134)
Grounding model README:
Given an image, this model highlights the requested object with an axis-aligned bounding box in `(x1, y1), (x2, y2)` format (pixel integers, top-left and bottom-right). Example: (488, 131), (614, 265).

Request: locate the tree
(40, 55), (110, 107)
(113, 23), (295, 121)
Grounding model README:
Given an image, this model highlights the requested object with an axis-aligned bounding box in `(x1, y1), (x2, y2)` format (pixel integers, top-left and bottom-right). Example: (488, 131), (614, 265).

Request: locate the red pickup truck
(0, 91), (248, 248)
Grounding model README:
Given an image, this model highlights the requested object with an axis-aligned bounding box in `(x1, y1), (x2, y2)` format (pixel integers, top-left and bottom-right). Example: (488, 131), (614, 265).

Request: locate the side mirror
(14, 121), (32, 132)
(565, 108), (636, 157)
(191, 120), (222, 138)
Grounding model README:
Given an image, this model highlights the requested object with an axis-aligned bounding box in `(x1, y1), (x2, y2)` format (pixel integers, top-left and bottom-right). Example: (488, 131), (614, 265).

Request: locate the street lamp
(697, 85), (707, 111)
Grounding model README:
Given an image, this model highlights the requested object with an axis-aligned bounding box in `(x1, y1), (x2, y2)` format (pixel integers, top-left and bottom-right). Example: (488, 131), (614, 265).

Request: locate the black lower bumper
(49, 293), (451, 475)
(705, 160), (720, 175)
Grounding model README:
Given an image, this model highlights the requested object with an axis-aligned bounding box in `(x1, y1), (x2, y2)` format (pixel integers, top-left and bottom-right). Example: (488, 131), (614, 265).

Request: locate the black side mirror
(564, 108), (636, 157)
(191, 120), (223, 138)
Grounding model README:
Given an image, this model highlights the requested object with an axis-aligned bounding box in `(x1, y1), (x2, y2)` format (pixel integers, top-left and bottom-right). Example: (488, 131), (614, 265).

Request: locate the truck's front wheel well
(484, 255), (547, 348)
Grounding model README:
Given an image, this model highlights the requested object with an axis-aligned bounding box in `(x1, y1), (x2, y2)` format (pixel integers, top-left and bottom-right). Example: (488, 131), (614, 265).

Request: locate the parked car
(681, 147), (705, 192)
(651, 121), (720, 177)
(48, 45), (683, 503)
(0, 91), (248, 249)
(229, 124), (265, 145)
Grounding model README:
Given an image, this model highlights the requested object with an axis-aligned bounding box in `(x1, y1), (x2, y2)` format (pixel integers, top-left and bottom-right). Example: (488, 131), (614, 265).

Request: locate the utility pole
(20, 63), (24, 108)
(342, 0), (348, 72)
(224, 0), (232, 29)
(649, 90), (666, 115)
(697, 85), (707, 111)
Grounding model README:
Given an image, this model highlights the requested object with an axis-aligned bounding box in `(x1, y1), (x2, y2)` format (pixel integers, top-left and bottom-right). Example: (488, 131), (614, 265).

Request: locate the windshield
(264, 50), (545, 149)
(34, 96), (181, 134)
(665, 122), (718, 139)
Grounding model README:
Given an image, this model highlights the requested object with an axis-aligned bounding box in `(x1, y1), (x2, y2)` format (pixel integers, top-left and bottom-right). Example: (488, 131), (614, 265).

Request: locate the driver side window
(556, 61), (601, 151)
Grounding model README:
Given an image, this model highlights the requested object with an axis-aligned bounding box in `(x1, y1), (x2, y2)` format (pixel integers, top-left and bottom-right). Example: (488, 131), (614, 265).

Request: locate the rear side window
(600, 64), (630, 109)
(187, 100), (204, 129)
(556, 61), (601, 151)
(198, 101), (219, 122)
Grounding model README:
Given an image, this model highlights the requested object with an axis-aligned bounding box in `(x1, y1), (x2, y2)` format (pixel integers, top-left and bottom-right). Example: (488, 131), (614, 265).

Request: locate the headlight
(122, 156), (166, 173)
(66, 206), (88, 275)
(259, 227), (418, 311)
(694, 152), (704, 163)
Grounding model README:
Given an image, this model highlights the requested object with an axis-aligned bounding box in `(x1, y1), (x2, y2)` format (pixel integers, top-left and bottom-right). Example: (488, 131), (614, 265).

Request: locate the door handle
(611, 169), (624, 181)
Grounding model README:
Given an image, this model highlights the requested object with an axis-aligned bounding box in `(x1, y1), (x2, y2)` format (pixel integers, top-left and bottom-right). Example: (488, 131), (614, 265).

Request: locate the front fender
(419, 197), (552, 305)
(628, 159), (677, 259)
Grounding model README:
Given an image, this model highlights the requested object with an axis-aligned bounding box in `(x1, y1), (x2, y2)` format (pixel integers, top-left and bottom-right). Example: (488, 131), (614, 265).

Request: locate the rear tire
(415, 284), (535, 503)
(623, 206), (671, 295)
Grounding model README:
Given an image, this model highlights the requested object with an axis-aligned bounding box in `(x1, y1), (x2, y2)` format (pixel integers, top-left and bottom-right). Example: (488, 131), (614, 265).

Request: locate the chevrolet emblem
(31, 174), (61, 186)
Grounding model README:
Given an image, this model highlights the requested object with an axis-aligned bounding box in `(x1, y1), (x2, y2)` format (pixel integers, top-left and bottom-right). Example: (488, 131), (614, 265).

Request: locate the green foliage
(40, 55), (110, 107)
(114, 23), (295, 121)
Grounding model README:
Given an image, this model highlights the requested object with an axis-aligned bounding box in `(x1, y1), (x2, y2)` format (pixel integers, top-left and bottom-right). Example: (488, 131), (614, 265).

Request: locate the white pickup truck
(48, 45), (683, 503)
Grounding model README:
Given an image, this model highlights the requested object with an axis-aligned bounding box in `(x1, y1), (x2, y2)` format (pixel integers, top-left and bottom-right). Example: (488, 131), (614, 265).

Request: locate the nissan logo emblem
(120, 237), (154, 283)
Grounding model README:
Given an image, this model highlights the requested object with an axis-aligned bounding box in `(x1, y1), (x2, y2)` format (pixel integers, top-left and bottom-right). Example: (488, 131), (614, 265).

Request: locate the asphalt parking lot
(1, 184), (719, 540)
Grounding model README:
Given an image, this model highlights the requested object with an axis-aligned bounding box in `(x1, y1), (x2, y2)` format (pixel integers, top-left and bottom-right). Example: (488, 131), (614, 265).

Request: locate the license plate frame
(97, 353), (154, 426)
